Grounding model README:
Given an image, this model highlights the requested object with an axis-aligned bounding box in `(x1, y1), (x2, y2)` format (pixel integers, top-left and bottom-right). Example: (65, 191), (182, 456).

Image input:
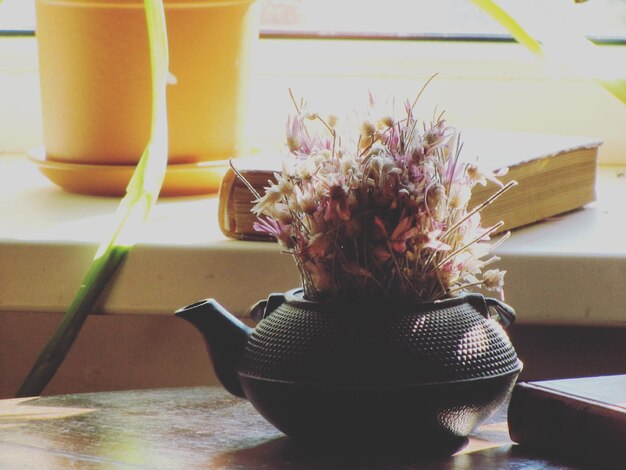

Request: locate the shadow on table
(214, 435), (623, 469)
(212, 435), (519, 469)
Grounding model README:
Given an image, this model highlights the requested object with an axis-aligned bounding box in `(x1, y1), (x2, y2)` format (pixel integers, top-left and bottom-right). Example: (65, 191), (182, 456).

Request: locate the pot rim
(284, 287), (490, 313)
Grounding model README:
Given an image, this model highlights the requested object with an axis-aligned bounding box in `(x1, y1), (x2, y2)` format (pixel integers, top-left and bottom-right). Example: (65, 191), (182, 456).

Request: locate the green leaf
(472, 0), (626, 105)
(471, 0), (542, 55)
(600, 78), (626, 106)
(16, 0), (170, 398)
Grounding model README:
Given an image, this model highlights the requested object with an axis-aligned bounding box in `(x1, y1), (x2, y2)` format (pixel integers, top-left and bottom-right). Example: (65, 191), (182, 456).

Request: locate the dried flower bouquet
(249, 88), (516, 303)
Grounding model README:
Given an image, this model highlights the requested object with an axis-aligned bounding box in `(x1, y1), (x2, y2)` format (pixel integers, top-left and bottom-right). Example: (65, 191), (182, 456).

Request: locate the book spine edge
(507, 382), (626, 460)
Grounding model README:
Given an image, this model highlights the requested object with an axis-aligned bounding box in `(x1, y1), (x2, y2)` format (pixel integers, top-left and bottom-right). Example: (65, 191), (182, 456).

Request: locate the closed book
(219, 130), (601, 241)
(508, 374), (626, 466)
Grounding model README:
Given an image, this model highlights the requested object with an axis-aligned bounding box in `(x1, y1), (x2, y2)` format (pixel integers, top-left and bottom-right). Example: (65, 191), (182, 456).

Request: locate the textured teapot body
(240, 290), (521, 446)
(239, 289), (520, 387)
(177, 289), (522, 449)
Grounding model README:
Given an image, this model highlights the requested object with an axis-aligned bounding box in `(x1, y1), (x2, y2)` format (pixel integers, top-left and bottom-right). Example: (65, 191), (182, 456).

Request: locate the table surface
(0, 386), (604, 469)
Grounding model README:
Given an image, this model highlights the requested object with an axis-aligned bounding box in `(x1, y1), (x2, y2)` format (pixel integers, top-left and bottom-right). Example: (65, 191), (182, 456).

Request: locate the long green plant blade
(471, 0), (542, 55)
(601, 78), (626, 105)
(472, 0), (626, 105)
(16, 0), (170, 398)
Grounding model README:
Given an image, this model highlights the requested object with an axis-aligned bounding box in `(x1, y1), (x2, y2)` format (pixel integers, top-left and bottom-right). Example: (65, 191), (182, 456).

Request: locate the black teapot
(176, 288), (522, 451)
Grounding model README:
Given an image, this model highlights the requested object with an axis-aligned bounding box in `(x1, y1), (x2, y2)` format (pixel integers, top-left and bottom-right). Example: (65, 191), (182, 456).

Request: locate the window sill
(1, 153), (625, 327)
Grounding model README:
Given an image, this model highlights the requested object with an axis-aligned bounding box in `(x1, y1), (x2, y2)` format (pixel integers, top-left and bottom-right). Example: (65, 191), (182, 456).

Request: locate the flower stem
(435, 221), (504, 270)
(16, 0), (169, 398)
(441, 180), (517, 240)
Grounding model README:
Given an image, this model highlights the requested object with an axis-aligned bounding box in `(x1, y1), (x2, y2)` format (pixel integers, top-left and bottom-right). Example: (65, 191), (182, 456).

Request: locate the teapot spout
(175, 299), (253, 398)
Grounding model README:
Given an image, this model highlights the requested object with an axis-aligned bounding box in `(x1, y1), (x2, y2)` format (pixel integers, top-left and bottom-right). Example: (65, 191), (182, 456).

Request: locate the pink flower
(253, 218), (293, 248)
(251, 186), (283, 216)
(372, 246), (392, 264)
(372, 216), (388, 239)
(286, 115), (305, 153)
(343, 262), (373, 278)
(286, 115), (329, 155)
(389, 217), (419, 254)
(324, 184), (351, 221)
(422, 229), (451, 251)
(466, 163), (508, 187)
(244, 91), (513, 302)
(305, 260), (332, 295)
(304, 233), (330, 260)
(426, 184), (447, 222)
(483, 269), (506, 291)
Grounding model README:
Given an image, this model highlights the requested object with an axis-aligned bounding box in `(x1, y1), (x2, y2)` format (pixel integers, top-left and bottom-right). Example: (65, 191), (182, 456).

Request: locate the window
(1, 0), (625, 162)
(260, 0), (626, 43)
(2, 0), (625, 41)
(0, 1), (34, 33)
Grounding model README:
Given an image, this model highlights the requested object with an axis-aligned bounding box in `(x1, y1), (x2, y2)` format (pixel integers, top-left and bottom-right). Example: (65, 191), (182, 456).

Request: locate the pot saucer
(28, 148), (254, 197)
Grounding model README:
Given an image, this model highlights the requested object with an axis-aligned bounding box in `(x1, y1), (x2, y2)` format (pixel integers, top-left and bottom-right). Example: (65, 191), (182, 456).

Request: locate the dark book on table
(508, 374), (626, 465)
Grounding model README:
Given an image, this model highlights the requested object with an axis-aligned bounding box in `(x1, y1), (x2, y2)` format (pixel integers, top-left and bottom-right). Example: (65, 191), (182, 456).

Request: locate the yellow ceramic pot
(35, 0), (259, 166)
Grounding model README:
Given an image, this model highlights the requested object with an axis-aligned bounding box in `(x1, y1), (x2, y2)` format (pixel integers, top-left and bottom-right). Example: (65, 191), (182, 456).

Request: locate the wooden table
(0, 387), (601, 469)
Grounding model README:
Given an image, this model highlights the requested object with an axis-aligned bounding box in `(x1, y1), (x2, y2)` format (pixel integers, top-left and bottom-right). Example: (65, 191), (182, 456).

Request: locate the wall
(0, 312), (217, 398)
(2, 313), (625, 399)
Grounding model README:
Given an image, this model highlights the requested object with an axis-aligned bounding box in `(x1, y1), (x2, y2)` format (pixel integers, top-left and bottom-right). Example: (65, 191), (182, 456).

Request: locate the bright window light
(0, 1), (34, 32)
(1, 0), (625, 41)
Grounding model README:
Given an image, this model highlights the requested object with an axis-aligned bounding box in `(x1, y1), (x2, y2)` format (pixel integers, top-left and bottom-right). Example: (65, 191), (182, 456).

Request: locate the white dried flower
(427, 184), (447, 222)
(251, 186), (283, 216)
(249, 91), (514, 302)
(483, 269), (506, 291)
